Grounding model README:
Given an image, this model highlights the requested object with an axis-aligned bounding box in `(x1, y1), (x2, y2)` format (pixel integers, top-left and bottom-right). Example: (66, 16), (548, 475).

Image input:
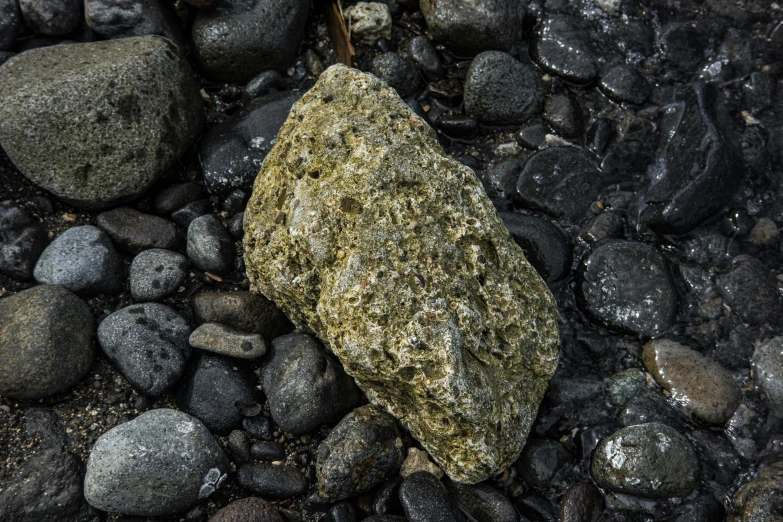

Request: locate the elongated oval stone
(244, 64), (559, 483)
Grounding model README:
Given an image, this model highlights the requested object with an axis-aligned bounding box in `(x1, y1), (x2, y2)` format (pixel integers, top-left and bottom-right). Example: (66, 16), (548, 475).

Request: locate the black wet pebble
(599, 64), (651, 105)
(236, 463), (308, 499)
(544, 94), (584, 139)
(531, 15), (598, 84)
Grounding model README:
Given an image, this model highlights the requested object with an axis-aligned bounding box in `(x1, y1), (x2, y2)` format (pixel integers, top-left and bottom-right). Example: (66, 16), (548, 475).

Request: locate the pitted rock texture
(244, 64), (559, 483)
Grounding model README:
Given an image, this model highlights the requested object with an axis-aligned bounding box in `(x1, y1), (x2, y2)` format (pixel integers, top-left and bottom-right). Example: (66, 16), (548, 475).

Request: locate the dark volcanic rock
(370, 53), (421, 98)
(191, 0), (310, 84)
(752, 337), (783, 416)
(0, 200), (47, 281)
(85, 0), (183, 44)
(97, 207), (180, 254)
(316, 405), (407, 501)
(0, 0), (22, 51)
(660, 23), (706, 69)
(97, 303), (192, 396)
(419, 0), (524, 55)
(19, 0), (81, 36)
(515, 147), (602, 222)
(175, 351), (263, 435)
(531, 16), (598, 84)
(399, 471), (465, 522)
(599, 64), (651, 105)
(544, 94), (584, 139)
(559, 482), (604, 522)
(33, 225), (124, 295)
(208, 497), (284, 522)
(637, 82), (744, 234)
(445, 481), (519, 522)
(576, 240), (678, 338)
(261, 333), (363, 434)
(400, 35), (443, 81)
(499, 212), (572, 285)
(199, 91), (302, 197)
(717, 255), (783, 327)
(187, 214), (236, 275)
(155, 182), (205, 215)
(192, 290), (292, 339)
(236, 463), (308, 499)
(0, 285), (94, 399)
(172, 199), (212, 227)
(464, 51), (543, 125)
(731, 461), (783, 522)
(515, 439), (573, 489)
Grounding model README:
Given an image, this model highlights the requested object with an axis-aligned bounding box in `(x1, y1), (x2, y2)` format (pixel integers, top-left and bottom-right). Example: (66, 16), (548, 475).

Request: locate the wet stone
(223, 189), (249, 215)
(245, 70), (287, 99)
(251, 441), (285, 461)
(544, 95), (584, 139)
(174, 351), (263, 435)
(370, 53), (421, 98)
(730, 460), (783, 522)
(187, 214), (236, 275)
(559, 482), (604, 522)
(531, 16), (598, 84)
(97, 207), (181, 254)
(599, 64), (651, 105)
(84, 409), (230, 517)
(717, 255), (783, 327)
(419, 0), (524, 55)
(400, 35), (443, 81)
(208, 497), (283, 522)
(591, 422), (700, 499)
(576, 240), (678, 338)
(236, 463), (308, 499)
(580, 212), (625, 245)
(327, 502), (357, 522)
(261, 333), (363, 435)
(606, 368), (645, 406)
(399, 471), (465, 522)
(34, 225), (124, 296)
(515, 147), (602, 223)
(97, 303), (192, 396)
(317, 405), (406, 501)
(484, 157), (524, 203)
(433, 114), (479, 140)
(0, 200), (47, 281)
(192, 290), (292, 338)
(752, 337), (783, 417)
(714, 325), (756, 370)
(515, 439), (573, 489)
(660, 23), (706, 69)
(199, 91), (302, 198)
(670, 494), (725, 522)
(690, 430), (740, 487)
(642, 339), (741, 425)
(749, 217), (779, 246)
(0, 285), (95, 400)
(445, 481), (519, 522)
(621, 391), (686, 430)
(516, 122), (548, 150)
(129, 248), (189, 302)
(463, 51), (544, 125)
(189, 323), (267, 359)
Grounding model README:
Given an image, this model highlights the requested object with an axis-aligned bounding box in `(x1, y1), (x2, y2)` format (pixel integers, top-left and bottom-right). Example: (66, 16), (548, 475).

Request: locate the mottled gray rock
(316, 405), (407, 501)
(642, 339), (741, 425)
(344, 2), (392, 45)
(97, 303), (192, 396)
(0, 37), (203, 210)
(445, 481), (519, 522)
(559, 483), (604, 522)
(0, 285), (94, 400)
(464, 51), (543, 125)
(752, 337), (783, 416)
(236, 463), (308, 499)
(419, 0), (524, 55)
(606, 368), (645, 406)
(85, 0), (183, 44)
(0, 0), (22, 51)
(717, 255), (783, 327)
(191, 0), (310, 84)
(0, 200), (47, 281)
(192, 290), (292, 338)
(19, 0), (81, 36)
(399, 471), (464, 522)
(208, 497), (283, 522)
(515, 439), (573, 489)
(34, 225), (123, 295)
(591, 423), (700, 499)
(130, 248), (189, 302)
(84, 409), (230, 516)
(370, 52), (421, 98)
(187, 214), (236, 275)
(97, 207), (181, 254)
(730, 460), (783, 522)
(261, 333), (363, 434)
(244, 64), (559, 483)
(189, 322), (267, 359)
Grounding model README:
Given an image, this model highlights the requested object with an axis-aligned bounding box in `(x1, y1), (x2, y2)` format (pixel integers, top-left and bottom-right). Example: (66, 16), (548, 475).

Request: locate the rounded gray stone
(33, 225), (123, 296)
(188, 322), (267, 359)
(0, 36), (204, 210)
(187, 214), (236, 275)
(752, 336), (783, 417)
(0, 285), (95, 399)
(591, 423), (700, 499)
(85, 0), (183, 44)
(19, 0), (81, 36)
(97, 303), (192, 396)
(130, 248), (189, 302)
(84, 408), (230, 517)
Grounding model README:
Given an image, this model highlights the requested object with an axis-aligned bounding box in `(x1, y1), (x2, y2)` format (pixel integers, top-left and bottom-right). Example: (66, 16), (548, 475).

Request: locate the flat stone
(531, 16), (598, 84)
(187, 214), (236, 275)
(34, 225), (124, 295)
(0, 285), (94, 400)
(0, 37), (203, 210)
(84, 409), (230, 516)
(591, 422), (700, 499)
(129, 248), (189, 302)
(97, 303), (192, 396)
(236, 463), (308, 499)
(244, 64), (559, 483)
(192, 291), (292, 339)
(0, 200), (47, 281)
(463, 51), (543, 125)
(419, 0), (525, 55)
(189, 322), (267, 359)
(97, 207), (180, 254)
(576, 240), (678, 338)
(316, 405), (407, 501)
(499, 212), (571, 286)
(208, 497), (283, 522)
(752, 337), (783, 416)
(642, 339), (741, 425)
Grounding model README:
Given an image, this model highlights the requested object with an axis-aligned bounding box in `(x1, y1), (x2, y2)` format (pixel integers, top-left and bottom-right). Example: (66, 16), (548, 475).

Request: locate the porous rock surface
(244, 64), (559, 483)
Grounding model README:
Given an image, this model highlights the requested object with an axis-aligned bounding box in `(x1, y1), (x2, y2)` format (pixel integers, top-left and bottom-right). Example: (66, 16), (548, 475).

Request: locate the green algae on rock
(243, 64), (559, 483)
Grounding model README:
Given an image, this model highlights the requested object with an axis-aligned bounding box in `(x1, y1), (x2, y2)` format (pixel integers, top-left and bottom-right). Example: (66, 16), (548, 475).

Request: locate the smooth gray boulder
(84, 409), (230, 516)
(0, 36), (203, 210)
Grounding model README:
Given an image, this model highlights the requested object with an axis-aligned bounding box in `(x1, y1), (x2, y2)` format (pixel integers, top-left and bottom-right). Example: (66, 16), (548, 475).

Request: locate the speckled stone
(189, 322), (267, 359)
(84, 409), (230, 516)
(244, 64), (559, 483)
(0, 37), (203, 210)
(730, 460), (783, 522)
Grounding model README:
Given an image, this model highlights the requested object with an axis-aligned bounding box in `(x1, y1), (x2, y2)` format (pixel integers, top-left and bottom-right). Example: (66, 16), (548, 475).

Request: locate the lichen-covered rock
(244, 64), (559, 483)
